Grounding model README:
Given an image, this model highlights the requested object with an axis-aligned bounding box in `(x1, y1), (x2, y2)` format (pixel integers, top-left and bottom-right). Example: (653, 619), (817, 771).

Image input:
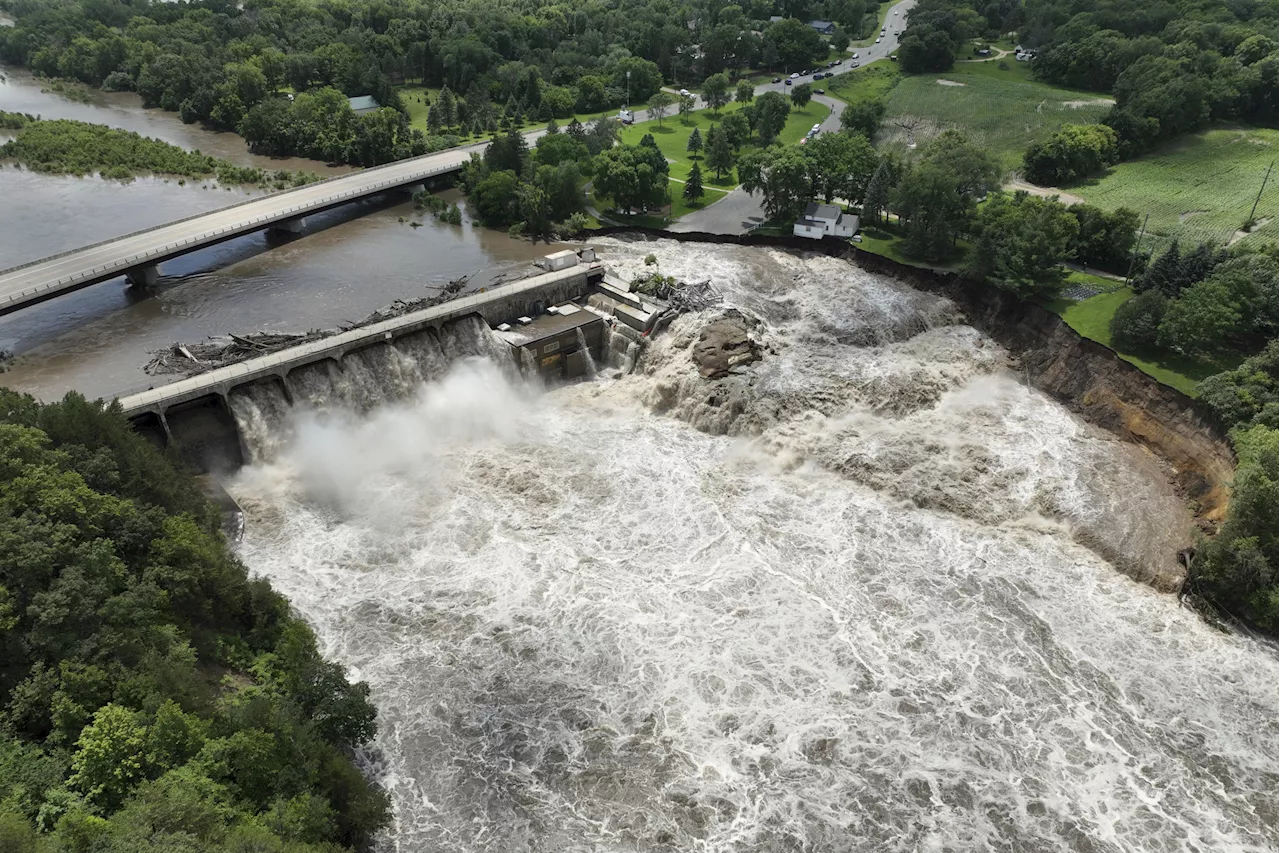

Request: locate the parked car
(852, 52), (859, 58)
(679, 88), (690, 96)
(772, 77), (782, 83)
(801, 68), (811, 75)
(784, 79), (793, 85)
(790, 72), (800, 79)
(852, 61), (860, 67)
(815, 88), (825, 94)
(875, 37), (881, 43)
(618, 109), (634, 124)
(889, 54), (897, 62)
(813, 72), (824, 80)
(811, 124), (821, 133)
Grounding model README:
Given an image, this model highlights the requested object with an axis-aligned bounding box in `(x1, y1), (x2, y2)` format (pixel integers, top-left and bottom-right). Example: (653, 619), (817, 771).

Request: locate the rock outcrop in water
(693, 309), (761, 379)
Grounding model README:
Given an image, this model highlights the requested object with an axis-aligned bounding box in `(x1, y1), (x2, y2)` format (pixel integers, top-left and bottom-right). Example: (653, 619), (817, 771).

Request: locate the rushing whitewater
(229, 240), (1278, 853)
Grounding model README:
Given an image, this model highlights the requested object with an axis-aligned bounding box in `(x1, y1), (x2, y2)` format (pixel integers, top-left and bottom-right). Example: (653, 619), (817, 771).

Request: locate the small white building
(537, 249), (580, 271)
(793, 202), (859, 240)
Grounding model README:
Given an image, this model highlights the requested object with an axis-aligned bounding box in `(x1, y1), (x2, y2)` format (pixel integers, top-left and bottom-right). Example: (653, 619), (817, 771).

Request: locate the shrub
(1109, 290), (1167, 351)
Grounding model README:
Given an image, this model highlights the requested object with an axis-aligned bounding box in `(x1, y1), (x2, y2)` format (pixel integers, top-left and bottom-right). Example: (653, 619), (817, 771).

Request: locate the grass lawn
(856, 220), (968, 272)
(1040, 287), (1241, 396)
(877, 65), (1113, 171)
(617, 100), (831, 190)
(1067, 126), (1279, 253)
(825, 63), (902, 106)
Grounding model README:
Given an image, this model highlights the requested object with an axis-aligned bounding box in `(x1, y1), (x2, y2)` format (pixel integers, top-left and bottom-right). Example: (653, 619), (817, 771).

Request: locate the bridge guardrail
(0, 145), (482, 283)
(0, 157), (473, 307)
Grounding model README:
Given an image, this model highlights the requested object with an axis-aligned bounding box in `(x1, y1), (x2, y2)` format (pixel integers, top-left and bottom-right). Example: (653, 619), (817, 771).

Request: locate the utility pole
(626, 70), (631, 107)
(1124, 212), (1150, 286)
(1246, 160), (1274, 225)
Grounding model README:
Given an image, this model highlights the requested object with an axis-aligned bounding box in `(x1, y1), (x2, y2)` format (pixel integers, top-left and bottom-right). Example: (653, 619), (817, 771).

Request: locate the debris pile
(145, 273), (476, 377)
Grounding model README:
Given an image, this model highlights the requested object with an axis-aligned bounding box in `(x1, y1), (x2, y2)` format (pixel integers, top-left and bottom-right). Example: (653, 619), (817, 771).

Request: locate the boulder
(693, 309), (761, 379)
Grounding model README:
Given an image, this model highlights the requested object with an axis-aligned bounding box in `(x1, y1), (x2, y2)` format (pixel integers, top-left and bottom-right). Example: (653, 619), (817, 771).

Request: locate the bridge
(0, 142), (482, 317)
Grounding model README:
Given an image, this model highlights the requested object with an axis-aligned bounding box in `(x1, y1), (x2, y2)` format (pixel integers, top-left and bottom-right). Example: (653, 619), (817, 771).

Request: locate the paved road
(672, 0), (916, 235)
(1, 0), (920, 312)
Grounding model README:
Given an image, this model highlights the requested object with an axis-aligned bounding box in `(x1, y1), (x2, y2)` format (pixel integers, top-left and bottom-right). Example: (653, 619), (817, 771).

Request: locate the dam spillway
(119, 262), (610, 471)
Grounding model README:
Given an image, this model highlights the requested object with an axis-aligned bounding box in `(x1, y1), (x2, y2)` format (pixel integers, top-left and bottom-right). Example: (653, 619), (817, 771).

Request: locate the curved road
(0, 0), (918, 312)
(673, 0), (916, 234)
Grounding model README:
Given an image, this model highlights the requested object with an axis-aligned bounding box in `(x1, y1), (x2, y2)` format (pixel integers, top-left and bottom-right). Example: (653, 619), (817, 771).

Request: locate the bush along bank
(0, 111), (320, 189)
(0, 390), (389, 851)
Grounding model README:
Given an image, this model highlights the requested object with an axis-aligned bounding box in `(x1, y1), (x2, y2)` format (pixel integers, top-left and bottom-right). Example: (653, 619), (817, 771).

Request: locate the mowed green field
(878, 63), (1113, 170)
(1070, 126), (1278, 251)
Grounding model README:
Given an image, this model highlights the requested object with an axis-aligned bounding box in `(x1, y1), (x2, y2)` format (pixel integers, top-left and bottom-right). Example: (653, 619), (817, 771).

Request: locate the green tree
(683, 162), (705, 203)
(839, 98), (886, 139)
(803, 131), (878, 203)
(1023, 124), (1120, 185)
(764, 18), (825, 69)
(519, 182), (553, 243)
(1071, 205), (1140, 273)
(790, 82), (813, 108)
(678, 93), (697, 123)
(68, 704), (148, 811)
(594, 143), (670, 214)
(703, 73), (731, 112)
(735, 80), (755, 103)
(472, 169), (522, 225)
(738, 145), (811, 219)
(720, 111), (751, 150)
(706, 128), (734, 180)
(438, 85), (458, 127)
(1157, 280), (1242, 355)
(1110, 290), (1168, 351)
(1197, 342), (1278, 431)
(647, 91), (674, 126)
(965, 191), (1080, 296)
(687, 127), (703, 157)
(1193, 425), (1279, 632)
(749, 91), (791, 145)
(861, 159), (893, 225)
(1136, 240), (1182, 294)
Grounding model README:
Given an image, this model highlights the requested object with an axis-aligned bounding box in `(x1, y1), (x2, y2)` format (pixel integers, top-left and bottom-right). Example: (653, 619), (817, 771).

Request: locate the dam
(119, 253), (666, 471)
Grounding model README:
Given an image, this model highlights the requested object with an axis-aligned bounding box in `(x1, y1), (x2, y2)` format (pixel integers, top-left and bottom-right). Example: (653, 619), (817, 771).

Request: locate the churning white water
(229, 240), (1278, 853)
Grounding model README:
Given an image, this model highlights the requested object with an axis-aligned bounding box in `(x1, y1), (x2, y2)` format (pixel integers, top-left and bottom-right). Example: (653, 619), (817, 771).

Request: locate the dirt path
(1004, 178), (1086, 206)
(957, 48), (1012, 63)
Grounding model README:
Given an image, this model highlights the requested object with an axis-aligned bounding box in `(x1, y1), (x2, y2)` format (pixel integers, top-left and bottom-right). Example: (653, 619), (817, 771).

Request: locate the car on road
(801, 68), (811, 75)
(772, 77), (782, 83)
(784, 78), (792, 85)
(852, 52), (859, 58)
(875, 37), (882, 43)
(679, 88), (690, 96)
(813, 72), (824, 80)
(852, 61), (860, 67)
(811, 124), (821, 133)
(790, 72), (800, 79)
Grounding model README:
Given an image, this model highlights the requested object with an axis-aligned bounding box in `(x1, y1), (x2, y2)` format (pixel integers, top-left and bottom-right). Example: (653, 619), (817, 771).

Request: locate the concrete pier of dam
(120, 260), (609, 471)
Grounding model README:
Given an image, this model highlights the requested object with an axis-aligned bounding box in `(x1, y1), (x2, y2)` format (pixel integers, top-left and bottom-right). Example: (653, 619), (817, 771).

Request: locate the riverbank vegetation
(0, 390), (389, 851)
(0, 111), (319, 188)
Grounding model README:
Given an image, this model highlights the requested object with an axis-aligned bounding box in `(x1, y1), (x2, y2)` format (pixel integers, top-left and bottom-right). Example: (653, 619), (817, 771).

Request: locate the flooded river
(0, 65), (561, 401)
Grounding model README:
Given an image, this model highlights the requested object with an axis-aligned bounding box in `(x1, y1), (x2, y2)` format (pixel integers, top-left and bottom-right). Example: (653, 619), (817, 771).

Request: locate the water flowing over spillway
(227, 240), (1278, 853)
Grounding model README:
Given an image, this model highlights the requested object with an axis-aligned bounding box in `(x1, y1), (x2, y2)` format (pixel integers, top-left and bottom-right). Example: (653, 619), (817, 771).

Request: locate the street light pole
(626, 70), (631, 107)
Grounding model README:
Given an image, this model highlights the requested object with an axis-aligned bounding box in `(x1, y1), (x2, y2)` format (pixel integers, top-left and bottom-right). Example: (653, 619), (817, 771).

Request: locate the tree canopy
(0, 391), (388, 852)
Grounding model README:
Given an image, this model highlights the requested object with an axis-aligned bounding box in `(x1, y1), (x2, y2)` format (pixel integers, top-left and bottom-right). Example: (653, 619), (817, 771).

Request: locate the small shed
(793, 202), (858, 239)
(537, 249), (580, 272)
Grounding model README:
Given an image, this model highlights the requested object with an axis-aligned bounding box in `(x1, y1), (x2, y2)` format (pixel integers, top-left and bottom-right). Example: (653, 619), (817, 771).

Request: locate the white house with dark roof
(793, 202), (858, 239)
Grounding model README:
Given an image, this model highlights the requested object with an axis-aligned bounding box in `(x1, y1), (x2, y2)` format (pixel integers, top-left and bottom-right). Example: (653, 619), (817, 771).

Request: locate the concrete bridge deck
(0, 142), (479, 317)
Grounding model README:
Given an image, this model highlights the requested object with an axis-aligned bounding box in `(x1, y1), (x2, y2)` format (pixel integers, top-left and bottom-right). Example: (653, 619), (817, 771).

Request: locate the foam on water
(228, 241), (1278, 853)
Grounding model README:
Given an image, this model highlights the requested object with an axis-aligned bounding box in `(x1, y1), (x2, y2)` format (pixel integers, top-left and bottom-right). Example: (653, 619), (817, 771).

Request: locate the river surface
(226, 238), (1278, 853)
(0, 69), (561, 400)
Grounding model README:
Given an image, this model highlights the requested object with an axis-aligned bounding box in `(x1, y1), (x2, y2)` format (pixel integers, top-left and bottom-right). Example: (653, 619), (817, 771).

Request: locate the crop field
(1069, 126), (1278, 252)
(877, 64), (1112, 171)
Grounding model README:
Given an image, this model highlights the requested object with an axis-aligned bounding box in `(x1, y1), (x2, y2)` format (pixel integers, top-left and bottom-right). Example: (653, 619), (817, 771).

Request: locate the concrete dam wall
(120, 264), (604, 472)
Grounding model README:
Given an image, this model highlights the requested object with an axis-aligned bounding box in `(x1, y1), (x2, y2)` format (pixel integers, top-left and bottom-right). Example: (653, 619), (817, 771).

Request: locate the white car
(811, 124), (821, 133)
(852, 52), (859, 58)
(679, 88), (690, 96)
(790, 72), (800, 79)
(875, 37), (882, 43)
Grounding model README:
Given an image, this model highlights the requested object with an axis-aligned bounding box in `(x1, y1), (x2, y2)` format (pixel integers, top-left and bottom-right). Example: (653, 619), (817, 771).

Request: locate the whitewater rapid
(229, 239), (1278, 852)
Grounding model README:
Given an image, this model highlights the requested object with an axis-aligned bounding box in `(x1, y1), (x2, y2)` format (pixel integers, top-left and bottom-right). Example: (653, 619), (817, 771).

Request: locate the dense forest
(0, 0), (875, 164)
(0, 391), (388, 851)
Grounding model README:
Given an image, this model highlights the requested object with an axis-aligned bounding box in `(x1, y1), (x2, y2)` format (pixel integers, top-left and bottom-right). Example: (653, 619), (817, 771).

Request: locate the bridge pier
(268, 217), (307, 235)
(125, 264), (161, 287)
(403, 183), (427, 195)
